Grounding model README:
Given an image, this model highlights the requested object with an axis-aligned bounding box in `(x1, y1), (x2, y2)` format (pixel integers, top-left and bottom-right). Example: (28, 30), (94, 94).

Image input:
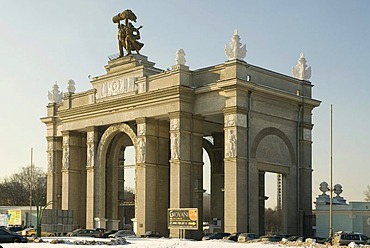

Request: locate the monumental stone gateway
(42, 10), (320, 239)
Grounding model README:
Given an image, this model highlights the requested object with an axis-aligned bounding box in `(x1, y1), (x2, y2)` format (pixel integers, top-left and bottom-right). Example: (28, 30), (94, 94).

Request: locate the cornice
(215, 78), (321, 107)
(58, 86), (194, 121)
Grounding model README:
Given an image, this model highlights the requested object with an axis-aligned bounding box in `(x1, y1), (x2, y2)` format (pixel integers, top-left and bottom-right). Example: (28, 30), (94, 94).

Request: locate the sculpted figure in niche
(62, 137), (69, 169)
(171, 133), (180, 159)
(226, 130), (237, 157)
(86, 132), (95, 167)
(47, 142), (53, 172)
(113, 9), (144, 56)
(63, 147), (69, 169)
(87, 143), (94, 168)
(137, 137), (146, 163)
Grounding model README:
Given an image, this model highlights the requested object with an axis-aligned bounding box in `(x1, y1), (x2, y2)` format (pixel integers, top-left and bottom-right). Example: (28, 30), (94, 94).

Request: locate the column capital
(223, 106), (248, 115)
(86, 126), (97, 133)
(168, 111), (192, 120)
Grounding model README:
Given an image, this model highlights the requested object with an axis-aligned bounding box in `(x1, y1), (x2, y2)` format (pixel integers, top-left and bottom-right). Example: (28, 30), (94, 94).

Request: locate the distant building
(314, 182), (370, 237)
(0, 206), (35, 227)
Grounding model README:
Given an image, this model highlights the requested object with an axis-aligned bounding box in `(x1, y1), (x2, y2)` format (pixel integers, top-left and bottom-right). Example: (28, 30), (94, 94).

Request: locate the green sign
(168, 208), (198, 230)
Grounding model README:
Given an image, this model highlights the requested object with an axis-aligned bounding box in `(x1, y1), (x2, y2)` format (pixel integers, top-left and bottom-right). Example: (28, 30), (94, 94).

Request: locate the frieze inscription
(95, 76), (136, 99)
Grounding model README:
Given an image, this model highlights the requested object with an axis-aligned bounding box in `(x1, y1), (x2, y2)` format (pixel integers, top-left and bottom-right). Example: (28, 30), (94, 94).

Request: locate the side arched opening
(251, 127), (296, 235)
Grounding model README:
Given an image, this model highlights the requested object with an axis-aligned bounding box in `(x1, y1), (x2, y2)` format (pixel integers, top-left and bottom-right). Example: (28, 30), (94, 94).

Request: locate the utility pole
(29, 147), (34, 227)
(329, 105), (333, 239)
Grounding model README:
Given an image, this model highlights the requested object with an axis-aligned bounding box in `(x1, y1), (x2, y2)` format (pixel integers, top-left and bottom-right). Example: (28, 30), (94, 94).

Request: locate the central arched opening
(105, 132), (136, 231)
(95, 123), (138, 231)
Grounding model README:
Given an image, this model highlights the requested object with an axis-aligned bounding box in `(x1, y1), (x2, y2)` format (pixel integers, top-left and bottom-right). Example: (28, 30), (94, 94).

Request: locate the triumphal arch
(41, 10), (320, 239)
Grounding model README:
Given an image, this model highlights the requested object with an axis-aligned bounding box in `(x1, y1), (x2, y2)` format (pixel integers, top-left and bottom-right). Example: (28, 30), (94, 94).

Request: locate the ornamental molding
(96, 123), (137, 169)
(224, 113), (247, 128)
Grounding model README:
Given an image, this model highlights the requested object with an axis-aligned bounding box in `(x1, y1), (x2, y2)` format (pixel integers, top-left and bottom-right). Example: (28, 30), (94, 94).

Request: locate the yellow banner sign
(8, 209), (22, 226)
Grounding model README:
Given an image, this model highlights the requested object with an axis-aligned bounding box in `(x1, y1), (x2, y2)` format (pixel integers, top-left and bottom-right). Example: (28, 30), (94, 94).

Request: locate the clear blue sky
(0, 1), (369, 208)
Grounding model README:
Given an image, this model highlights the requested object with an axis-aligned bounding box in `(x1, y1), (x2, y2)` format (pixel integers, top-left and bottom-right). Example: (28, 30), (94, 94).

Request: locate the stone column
(169, 112), (204, 240)
(135, 118), (170, 237)
(61, 131), (87, 228)
(248, 158), (259, 234)
(46, 136), (62, 210)
(258, 171), (265, 235)
(86, 127), (98, 229)
(210, 132), (224, 231)
(223, 109), (248, 233)
(300, 117), (314, 236)
(282, 171), (298, 235)
(156, 120), (170, 236)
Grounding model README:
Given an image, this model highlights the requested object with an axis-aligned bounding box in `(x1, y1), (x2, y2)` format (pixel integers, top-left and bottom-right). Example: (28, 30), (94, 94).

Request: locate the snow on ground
(0, 237), (329, 248)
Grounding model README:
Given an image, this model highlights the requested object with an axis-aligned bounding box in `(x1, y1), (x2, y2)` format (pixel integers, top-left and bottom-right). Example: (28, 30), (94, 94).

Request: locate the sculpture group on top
(113, 9), (144, 57)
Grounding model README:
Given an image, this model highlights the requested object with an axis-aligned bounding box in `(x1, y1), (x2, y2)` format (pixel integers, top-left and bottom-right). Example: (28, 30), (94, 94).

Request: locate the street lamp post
(35, 200), (54, 237)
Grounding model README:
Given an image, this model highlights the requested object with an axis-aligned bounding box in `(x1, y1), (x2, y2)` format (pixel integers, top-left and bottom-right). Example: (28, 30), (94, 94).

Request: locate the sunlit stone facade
(42, 45), (320, 239)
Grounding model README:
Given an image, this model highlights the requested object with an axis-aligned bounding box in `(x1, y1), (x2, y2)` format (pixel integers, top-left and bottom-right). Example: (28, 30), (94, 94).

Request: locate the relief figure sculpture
(47, 142), (53, 172)
(226, 129), (236, 157)
(171, 133), (179, 159)
(137, 137), (146, 163)
(63, 147), (69, 169)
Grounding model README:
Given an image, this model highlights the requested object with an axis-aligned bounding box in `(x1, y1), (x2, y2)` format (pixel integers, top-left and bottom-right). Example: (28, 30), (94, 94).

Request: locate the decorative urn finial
(319, 181), (329, 195)
(175, 49), (186, 66)
(48, 82), (63, 103)
(333, 184), (343, 196)
(292, 53), (311, 80)
(225, 29), (247, 61)
(67, 79), (76, 94)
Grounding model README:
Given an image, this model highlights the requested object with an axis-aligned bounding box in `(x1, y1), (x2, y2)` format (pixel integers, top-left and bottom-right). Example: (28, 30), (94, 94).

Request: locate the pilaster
(282, 171), (298, 235)
(61, 131), (87, 228)
(86, 127), (98, 229)
(223, 108), (249, 233)
(46, 136), (62, 210)
(135, 118), (170, 237)
(169, 112), (204, 240)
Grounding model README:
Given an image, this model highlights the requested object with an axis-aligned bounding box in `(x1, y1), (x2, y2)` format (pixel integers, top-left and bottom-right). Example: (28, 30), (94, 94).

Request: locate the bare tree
(265, 207), (282, 235)
(0, 166), (46, 206)
(364, 185), (370, 201)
